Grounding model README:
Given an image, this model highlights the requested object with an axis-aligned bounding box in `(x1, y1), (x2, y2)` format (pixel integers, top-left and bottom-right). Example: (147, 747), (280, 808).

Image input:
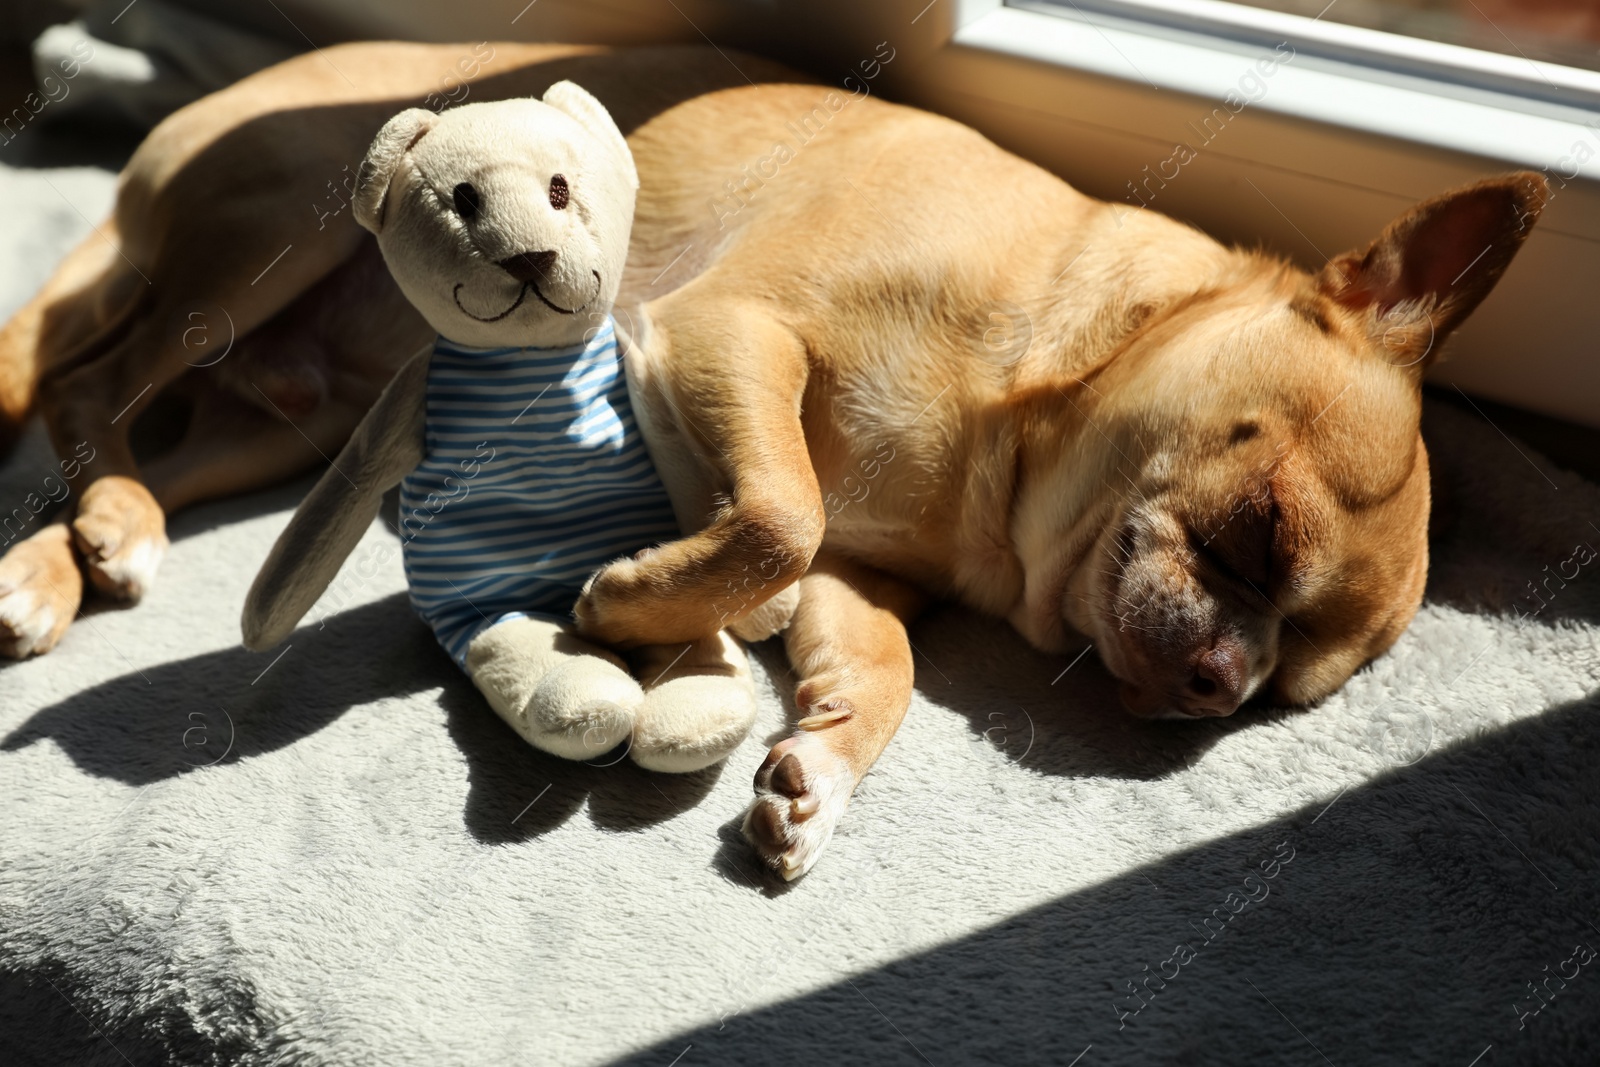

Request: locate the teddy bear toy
(242, 85), (769, 773)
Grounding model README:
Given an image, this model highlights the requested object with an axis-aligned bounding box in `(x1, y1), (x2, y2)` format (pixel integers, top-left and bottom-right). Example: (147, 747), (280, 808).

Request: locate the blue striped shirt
(398, 319), (680, 668)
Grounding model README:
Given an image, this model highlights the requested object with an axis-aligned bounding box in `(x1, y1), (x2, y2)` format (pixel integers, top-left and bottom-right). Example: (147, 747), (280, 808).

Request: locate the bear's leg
(466, 615), (642, 761)
(627, 632), (757, 773)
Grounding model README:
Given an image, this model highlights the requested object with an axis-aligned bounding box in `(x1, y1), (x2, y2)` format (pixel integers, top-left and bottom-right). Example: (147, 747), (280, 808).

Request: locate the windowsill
(953, 2), (1600, 242)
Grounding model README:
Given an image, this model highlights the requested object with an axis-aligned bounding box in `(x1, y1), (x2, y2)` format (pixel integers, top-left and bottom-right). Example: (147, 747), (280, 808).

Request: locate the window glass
(1232, 0), (1600, 72)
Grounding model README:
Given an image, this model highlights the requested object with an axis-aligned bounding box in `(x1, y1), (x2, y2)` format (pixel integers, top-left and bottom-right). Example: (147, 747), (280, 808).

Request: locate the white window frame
(994, 0), (1600, 176)
(1015, 0), (1600, 115)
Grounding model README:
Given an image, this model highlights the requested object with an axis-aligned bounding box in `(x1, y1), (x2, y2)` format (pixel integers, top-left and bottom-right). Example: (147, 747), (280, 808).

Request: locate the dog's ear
(1314, 170), (1548, 369)
(542, 80), (637, 191)
(353, 108), (438, 234)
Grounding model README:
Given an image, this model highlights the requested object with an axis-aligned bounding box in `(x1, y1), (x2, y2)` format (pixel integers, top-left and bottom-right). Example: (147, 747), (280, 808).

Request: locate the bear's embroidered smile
(451, 269), (600, 322)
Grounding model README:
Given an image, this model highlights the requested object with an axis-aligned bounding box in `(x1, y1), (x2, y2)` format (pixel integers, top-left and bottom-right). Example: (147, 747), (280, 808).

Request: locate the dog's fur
(0, 42), (1545, 877)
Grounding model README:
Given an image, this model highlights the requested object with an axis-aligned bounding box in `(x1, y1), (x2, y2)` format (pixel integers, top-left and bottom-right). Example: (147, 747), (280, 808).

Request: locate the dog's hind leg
(36, 309), (215, 604)
(142, 383), (367, 516)
(146, 243), (429, 515)
(0, 228), (149, 657)
(741, 553), (925, 880)
(0, 226), (131, 458)
(0, 288), (340, 658)
(1, 239), (368, 660)
(34, 210), (370, 598)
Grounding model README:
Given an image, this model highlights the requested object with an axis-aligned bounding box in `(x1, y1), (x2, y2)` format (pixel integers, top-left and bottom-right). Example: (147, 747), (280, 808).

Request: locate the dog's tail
(0, 225), (139, 458)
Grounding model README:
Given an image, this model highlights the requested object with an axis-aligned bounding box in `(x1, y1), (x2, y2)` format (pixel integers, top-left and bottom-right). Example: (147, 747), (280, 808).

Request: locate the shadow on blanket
(636, 690), (1600, 1067)
(4, 686), (1594, 1066)
(0, 589), (725, 844)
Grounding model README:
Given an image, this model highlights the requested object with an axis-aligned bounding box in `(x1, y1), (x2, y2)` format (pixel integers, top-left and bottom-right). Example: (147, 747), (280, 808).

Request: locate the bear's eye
(549, 174), (569, 210)
(452, 182), (481, 220)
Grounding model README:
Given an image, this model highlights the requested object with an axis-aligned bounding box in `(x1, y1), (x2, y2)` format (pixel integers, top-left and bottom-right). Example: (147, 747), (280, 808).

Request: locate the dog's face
(1054, 173), (1546, 718)
(352, 85), (637, 349)
(1063, 285), (1433, 718)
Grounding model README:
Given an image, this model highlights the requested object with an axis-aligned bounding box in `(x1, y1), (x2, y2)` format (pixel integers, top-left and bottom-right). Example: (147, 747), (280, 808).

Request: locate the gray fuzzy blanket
(1, 147), (1597, 1067)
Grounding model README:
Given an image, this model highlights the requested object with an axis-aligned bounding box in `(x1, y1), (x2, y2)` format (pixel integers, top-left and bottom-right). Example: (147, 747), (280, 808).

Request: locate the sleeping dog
(0, 43), (1544, 877)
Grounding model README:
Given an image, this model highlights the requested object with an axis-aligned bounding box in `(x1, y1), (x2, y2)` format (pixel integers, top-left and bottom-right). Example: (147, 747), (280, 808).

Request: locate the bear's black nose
(497, 250), (557, 283)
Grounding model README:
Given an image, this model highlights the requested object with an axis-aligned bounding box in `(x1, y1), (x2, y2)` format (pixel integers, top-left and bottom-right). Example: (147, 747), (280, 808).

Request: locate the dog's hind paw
(0, 525), (82, 658)
(71, 476), (167, 601)
(741, 732), (857, 880)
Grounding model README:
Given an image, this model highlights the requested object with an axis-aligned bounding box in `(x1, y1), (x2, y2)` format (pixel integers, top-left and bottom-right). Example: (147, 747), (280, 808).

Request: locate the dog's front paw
(71, 476), (167, 601)
(0, 524), (82, 658)
(741, 732), (858, 880)
(573, 555), (670, 647)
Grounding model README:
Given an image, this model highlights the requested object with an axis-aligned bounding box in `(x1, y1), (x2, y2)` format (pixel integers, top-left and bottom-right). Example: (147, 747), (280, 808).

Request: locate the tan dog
(0, 42), (1545, 878)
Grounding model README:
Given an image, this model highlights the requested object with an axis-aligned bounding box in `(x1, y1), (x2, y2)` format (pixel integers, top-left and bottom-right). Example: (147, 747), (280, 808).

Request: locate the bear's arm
(240, 342), (431, 649)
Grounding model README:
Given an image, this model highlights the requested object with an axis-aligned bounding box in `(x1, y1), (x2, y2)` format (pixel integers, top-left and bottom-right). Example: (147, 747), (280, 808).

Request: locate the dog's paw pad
(742, 733), (855, 880)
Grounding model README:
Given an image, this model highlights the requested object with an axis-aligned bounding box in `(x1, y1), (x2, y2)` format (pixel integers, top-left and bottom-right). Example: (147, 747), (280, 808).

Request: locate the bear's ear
(353, 108), (438, 234)
(542, 80), (637, 191)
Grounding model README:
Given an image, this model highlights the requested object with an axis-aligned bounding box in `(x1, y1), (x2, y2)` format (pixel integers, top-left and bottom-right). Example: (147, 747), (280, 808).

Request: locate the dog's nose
(1178, 641), (1246, 716)
(497, 250), (557, 283)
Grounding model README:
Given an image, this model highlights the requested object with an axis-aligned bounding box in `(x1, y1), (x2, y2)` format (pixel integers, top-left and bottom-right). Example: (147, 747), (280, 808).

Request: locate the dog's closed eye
(1189, 503), (1277, 595)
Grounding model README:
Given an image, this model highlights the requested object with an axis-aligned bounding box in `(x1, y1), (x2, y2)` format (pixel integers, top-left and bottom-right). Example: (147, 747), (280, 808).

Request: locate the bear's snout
(498, 250), (558, 283)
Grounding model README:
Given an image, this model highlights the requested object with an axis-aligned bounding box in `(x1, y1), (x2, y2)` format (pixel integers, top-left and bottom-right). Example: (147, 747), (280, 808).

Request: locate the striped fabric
(397, 318), (680, 669)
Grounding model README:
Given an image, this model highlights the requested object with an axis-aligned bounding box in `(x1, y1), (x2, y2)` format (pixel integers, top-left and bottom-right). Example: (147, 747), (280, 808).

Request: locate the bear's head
(353, 83), (636, 349)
